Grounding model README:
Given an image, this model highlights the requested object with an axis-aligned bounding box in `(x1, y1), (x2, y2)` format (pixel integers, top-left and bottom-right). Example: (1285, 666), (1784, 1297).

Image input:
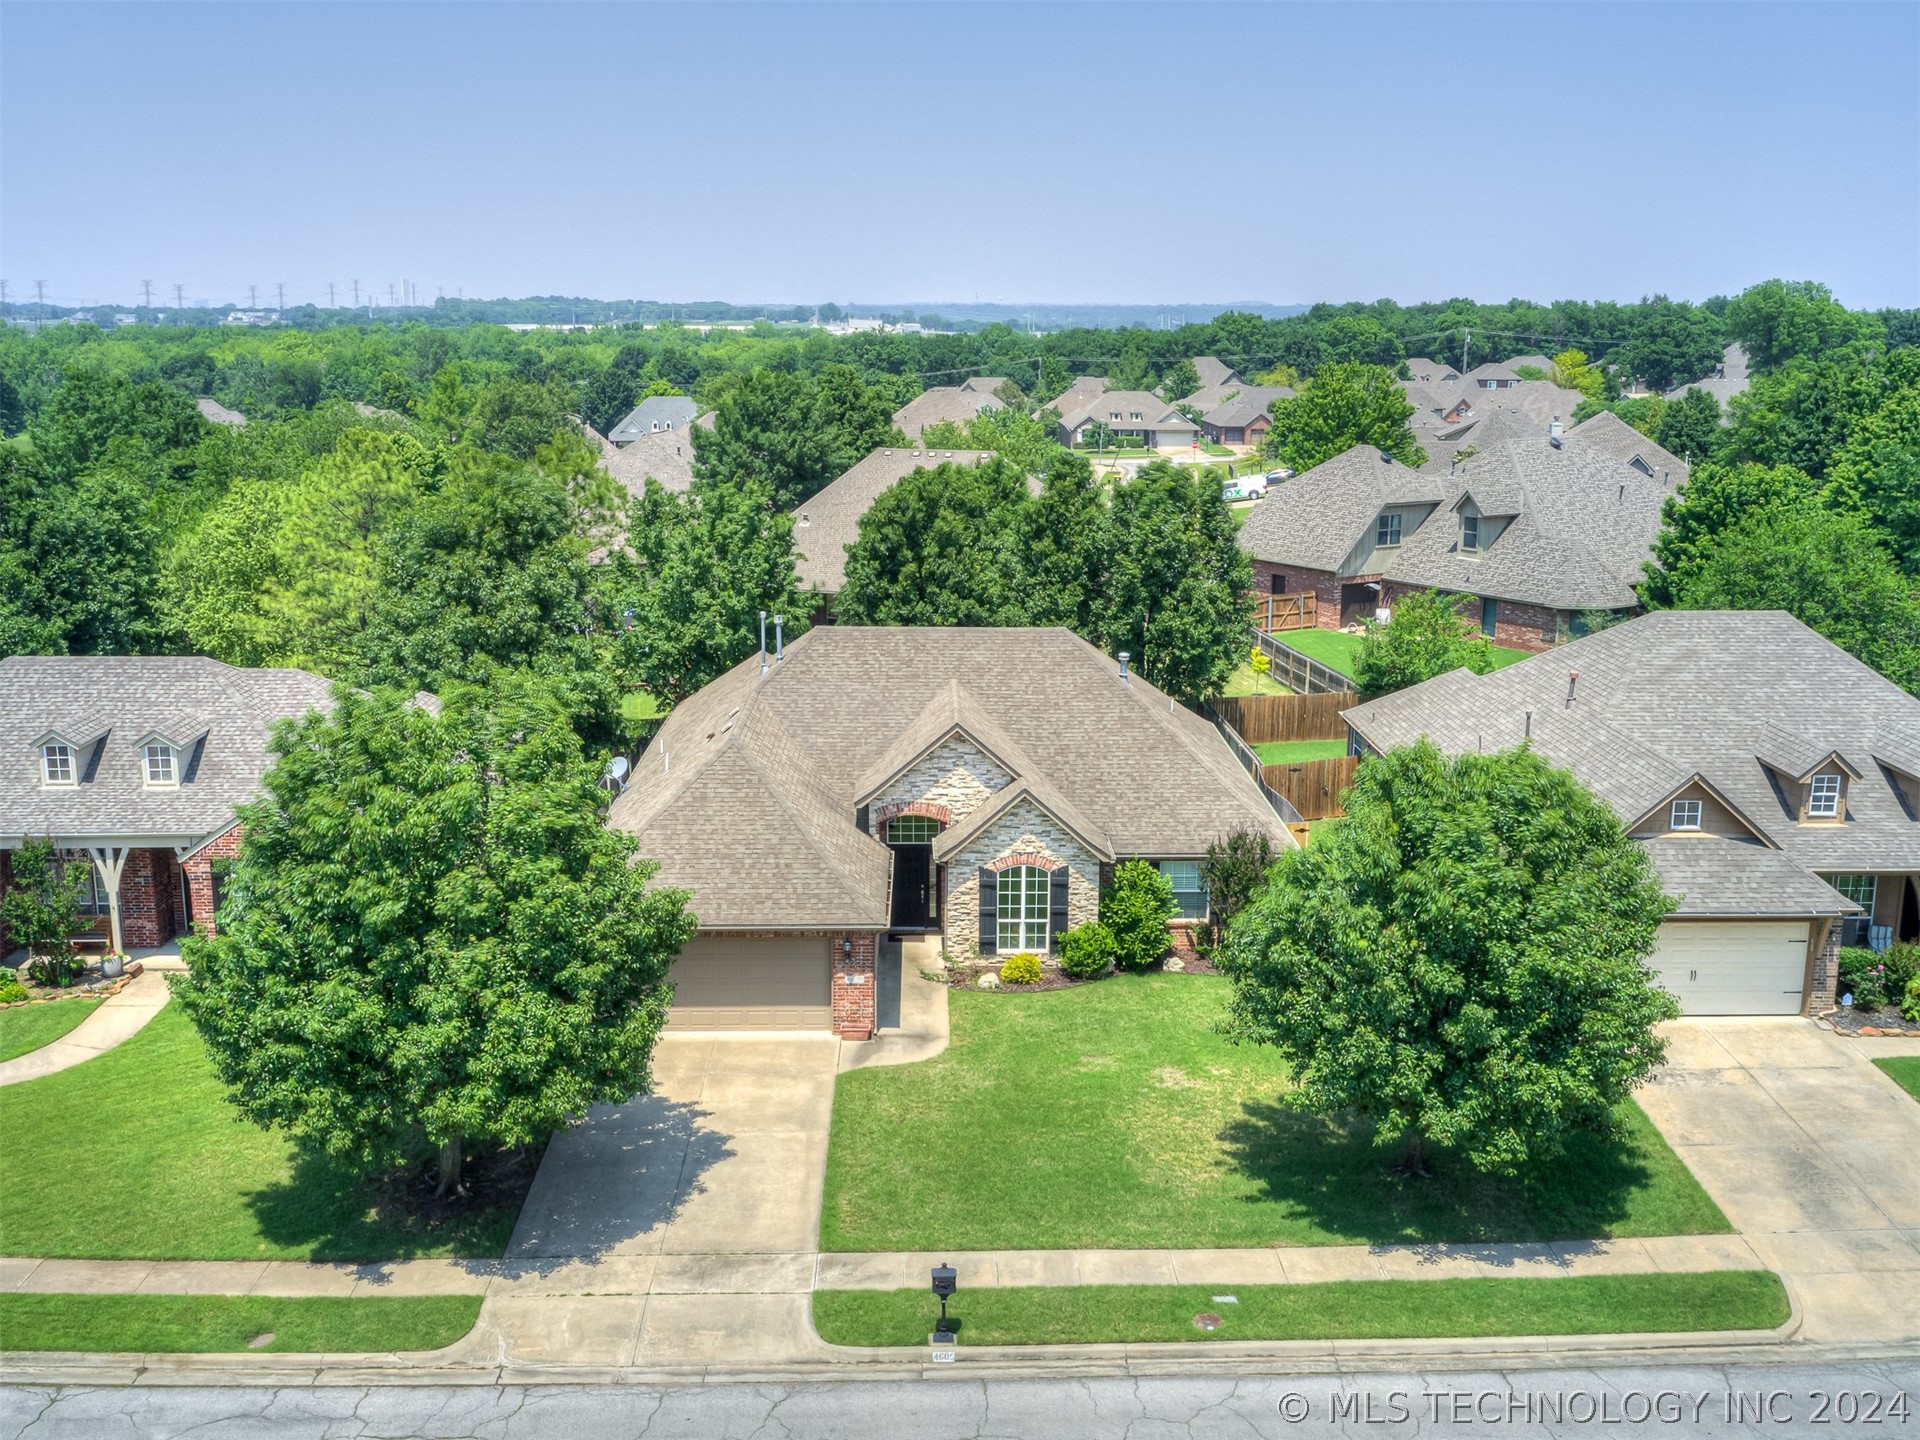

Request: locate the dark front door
(888, 844), (938, 930)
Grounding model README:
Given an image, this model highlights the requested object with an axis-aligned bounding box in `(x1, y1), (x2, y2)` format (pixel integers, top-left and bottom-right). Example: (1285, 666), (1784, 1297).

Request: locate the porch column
(86, 845), (131, 956)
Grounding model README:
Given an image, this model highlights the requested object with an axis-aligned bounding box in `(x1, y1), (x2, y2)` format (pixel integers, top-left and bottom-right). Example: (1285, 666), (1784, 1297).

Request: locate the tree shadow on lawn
(1218, 1099), (1657, 1247)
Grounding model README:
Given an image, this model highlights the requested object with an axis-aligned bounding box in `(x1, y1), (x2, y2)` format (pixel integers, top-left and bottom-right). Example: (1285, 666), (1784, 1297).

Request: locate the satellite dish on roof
(603, 755), (630, 793)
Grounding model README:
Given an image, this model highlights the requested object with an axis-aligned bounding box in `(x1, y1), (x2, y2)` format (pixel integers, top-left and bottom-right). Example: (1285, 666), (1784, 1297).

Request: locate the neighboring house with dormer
(1238, 412), (1684, 650)
(1342, 610), (1920, 1015)
(1052, 390), (1201, 450)
(793, 447), (992, 602)
(1182, 355), (1249, 412)
(1461, 361), (1522, 390)
(608, 395), (699, 444)
(892, 376), (1008, 440)
(0, 657), (335, 957)
(609, 627), (1289, 1038)
(1198, 385), (1292, 446)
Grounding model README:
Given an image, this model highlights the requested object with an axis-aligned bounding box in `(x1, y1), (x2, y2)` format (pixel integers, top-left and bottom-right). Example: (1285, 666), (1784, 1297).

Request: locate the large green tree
(838, 458), (1030, 626)
(1100, 460), (1251, 703)
(1608, 299), (1724, 391)
(1668, 504), (1920, 694)
(1015, 451), (1110, 636)
(1352, 590), (1497, 700)
(1262, 363), (1426, 472)
(1654, 387), (1722, 465)
(1724, 279), (1881, 373)
(176, 680), (696, 1194)
(1640, 461), (1830, 607)
(0, 449), (164, 656)
(1827, 382), (1920, 575)
(1220, 741), (1678, 1175)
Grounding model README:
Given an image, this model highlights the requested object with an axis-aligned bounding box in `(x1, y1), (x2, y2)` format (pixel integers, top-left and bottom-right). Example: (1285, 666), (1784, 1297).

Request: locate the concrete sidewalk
(0, 969), (172, 1087)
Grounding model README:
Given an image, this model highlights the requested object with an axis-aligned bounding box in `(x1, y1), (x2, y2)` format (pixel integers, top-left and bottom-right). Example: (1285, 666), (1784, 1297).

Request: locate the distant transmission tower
(173, 283), (185, 308)
(327, 282), (336, 307)
(247, 284), (257, 308)
(141, 279), (154, 308)
(275, 282), (285, 312)
(351, 279), (360, 307)
(387, 282), (396, 306)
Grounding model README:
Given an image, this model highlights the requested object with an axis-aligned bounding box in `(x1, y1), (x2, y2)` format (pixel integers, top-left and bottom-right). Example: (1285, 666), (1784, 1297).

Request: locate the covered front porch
(1828, 870), (1920, 951)
(0, 829), (236, 959)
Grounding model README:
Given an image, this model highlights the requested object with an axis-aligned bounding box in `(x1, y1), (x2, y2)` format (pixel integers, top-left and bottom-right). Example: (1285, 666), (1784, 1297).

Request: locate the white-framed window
(1670, 798), (1703, 831)
(56, 849), (108, 915)
(144, 742), (177, 786)
(41, 743), (74, 785)
(996, 864), (1049, 953)
(1808, 772), (1842, 818)
(1155, 860), (1208, 920)
(1461, 514), (1480, 551)
(885, 815), (940, 844)
(1828, 873), (1877, 908)
(1376, 512), (1402, 547)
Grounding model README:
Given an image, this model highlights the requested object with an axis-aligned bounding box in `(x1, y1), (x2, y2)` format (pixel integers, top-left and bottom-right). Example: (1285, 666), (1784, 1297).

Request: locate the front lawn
(821, 976), (1726, 1252)
(1253, 739), (1347, 764)
(0, 1293), (481, 1354)
(0, 997), (101, 1062)
(812, 1271), (1787, 1346)
(0, 1003), (534, 1261)
(1875, 1057), (1920, 1103)
(1274, 629), (1533, 680)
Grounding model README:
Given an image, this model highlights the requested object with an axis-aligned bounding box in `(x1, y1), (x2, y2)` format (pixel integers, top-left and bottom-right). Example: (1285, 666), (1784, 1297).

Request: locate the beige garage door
(1649, 920), (1810, 1015)
(667, 935), (832, 1030)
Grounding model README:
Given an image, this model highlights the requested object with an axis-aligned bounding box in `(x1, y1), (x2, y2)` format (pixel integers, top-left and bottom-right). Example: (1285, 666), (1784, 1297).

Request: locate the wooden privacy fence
(1212, 690), (1357, 745)
(1261, 755), (1360, 820)
(1248, 628), (1350, 696)
(1250, 593), (1316, 633)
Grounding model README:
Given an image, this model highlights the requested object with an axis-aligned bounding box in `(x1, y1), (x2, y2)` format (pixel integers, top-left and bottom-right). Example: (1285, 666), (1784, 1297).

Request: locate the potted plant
(101, 951), (127, 979)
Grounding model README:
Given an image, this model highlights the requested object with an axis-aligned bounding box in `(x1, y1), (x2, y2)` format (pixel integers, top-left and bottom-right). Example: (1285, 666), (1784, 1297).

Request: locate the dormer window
(1376, 513), (1402, 547)
(1670, 799), (1703, 831)
(1808, 772), (1842, 819)
(144, 742), (178, 786)
(1461, 514), (1480, 551)
(41, 743), (74, 786)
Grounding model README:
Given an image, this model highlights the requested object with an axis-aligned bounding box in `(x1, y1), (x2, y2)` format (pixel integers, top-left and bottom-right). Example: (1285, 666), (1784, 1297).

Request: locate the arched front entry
(884, 814), (942, 930)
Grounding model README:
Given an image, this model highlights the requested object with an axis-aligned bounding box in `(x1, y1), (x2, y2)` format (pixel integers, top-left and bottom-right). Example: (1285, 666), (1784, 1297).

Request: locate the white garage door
(1648, 920), (1809, 1015)
(667, 935), (832, 1030)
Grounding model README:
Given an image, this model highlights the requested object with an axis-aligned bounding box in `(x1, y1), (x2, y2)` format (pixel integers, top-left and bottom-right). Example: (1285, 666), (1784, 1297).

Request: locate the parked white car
(1223, 475), (1268, 500)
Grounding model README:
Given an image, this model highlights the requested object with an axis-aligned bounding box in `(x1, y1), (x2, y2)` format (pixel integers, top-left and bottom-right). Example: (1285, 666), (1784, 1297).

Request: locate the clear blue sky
(5, 1), (1916, 310)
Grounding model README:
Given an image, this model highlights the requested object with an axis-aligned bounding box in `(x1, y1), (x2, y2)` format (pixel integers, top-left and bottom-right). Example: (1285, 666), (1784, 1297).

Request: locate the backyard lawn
(813, 1271), (1788, 1347)
(0, 1293), (481, 1354)
(1221, 661), (1289, 698)
(821, 975), (1727, 1252)
(1274, 628), (1533, 680)
(1876, 1057), (1920, 1103)
(0, 997), (100, 1063)
(0, 1003), (534, 1261)
(1252, 738), (1347, 764)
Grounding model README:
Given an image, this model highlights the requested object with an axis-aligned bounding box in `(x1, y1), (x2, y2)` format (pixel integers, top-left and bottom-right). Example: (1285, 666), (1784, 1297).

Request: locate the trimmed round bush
(999, 952), (1043, 986)
(1101, 859), (1177, 972)
(1057, 922), (1117, 979)
(0, 975), (27, 1004)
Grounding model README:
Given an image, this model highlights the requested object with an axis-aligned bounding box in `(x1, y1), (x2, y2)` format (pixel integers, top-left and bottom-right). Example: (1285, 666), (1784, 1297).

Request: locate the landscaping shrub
(1056, 922), (1117, 979)
(0, 975), (28, 1004)
(1102, 860), (1177, 972)
(1839, 948), (1890, 1010)
(1882, 943), (1919, 1001)
(1201, 827), (1277, 933)
(25, 952), (86, 990)
(1904, 975), (1920, 1024)
(999, 952), (1043, 986)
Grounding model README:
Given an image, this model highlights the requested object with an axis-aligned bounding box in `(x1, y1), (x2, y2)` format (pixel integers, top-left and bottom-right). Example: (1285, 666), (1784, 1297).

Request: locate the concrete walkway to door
(0, 969), (173, 1087)
(1637, 1018), (1920, 1346)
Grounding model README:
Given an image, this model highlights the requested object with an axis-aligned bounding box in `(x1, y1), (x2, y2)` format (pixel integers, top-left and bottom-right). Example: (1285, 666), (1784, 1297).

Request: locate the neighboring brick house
(608, 628), (1290, 1039)
(1342, 611), (1920, 1015)
(1197, 385), (1292, 446)
(1052, 391), (1201, 450)
(1, 657), (335, 957)
(1238, 410), (1686, 653)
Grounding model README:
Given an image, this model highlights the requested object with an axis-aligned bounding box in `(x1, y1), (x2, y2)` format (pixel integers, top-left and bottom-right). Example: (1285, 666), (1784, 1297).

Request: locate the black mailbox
(931, 1264), (957, 1299)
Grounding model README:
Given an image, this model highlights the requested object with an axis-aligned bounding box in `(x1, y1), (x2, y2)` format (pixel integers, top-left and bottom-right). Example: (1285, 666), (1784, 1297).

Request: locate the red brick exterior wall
(1807, 917), (1841, 1015)
(116, 847), (184, 950)
(0, 849), (10, 956)
(181, 824), (244, 939)
(1379, 587), (1561, 654)
(1248, 561), (1354, 631)
(830, 930), (877, 1041)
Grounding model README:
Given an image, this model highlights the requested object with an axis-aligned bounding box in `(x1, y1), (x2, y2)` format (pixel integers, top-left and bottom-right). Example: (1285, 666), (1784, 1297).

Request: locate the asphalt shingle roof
(1201, 386), (1292, 428)
(1237, 445), (1449, 572)
(600, 426), (696, 496)
(0, 657), (335, 846)
(893, 384), (1005, 439)
(1341, 611), (1920, 916)
(793, 448), (991, 596)
(608, 396), (699, 444)
(608, 627), (1291, 929)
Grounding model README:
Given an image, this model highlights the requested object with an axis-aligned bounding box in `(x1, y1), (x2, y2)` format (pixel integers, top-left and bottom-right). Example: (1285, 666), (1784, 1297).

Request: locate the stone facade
(181, 824), (244, 939)
(941, 798), (1101, 960)
(830, 930), (878, 1040)
(866, 735), (1011, 836)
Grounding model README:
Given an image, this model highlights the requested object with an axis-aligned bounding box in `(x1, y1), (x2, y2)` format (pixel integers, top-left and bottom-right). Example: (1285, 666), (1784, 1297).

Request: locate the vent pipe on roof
(774, 615), (785, 664)
(1118, 651), (1131, 683)
(759, 611), (768, 675)
(1566, 670), (1579, 709)
(1524, 710), (1532, 738)
(1549, 416), (1564, 439)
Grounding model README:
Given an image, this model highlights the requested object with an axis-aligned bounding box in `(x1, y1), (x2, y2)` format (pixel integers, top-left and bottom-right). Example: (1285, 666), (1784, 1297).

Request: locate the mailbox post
(931, 1263), (958, 1342)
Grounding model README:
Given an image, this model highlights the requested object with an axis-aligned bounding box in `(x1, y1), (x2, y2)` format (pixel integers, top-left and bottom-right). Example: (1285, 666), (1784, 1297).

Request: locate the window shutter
(855, 804), (870, 834)
(1048, 867), (1070, 953)
(978, 868), (997, 954)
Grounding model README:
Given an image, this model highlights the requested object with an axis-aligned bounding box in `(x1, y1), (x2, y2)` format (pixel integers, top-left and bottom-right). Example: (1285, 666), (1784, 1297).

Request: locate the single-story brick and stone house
(1238, 410), (1686, 652)
(1341, 611), (1920, 1016)
(0, 656), (334, 957)
(609, 627), (1292, 1039)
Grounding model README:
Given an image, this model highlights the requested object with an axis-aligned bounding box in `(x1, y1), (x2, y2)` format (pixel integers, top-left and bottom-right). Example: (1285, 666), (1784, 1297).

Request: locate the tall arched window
(996, 865), (1049, 953)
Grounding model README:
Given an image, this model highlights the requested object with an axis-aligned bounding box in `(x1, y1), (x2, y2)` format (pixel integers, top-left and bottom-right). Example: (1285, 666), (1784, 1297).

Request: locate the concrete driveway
(466, 1034), (843, 1369)
(1637, 1019), (1920, 1345)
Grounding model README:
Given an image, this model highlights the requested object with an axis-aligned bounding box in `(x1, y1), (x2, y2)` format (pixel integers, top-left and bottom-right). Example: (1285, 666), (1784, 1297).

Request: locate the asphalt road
(5, 1360), (1918, 1439)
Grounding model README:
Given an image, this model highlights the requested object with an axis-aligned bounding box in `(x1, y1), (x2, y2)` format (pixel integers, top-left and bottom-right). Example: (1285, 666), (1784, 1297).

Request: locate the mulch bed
(947, 953), (1219, 993)
(1822, 1005), (1920, 1038)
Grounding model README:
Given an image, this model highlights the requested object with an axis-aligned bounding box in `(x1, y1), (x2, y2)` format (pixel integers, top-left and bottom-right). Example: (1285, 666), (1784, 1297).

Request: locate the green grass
(1252, 739), (1347, 764)
(1306, 816), (1345, 846)
(0, 1293), (482, 1354)
(1221, 661), (1289, 697)
(1875, 1056), (1920, 1103)
(1273, 629), (1533, 679)
(812, 1272), (1788, 1347)
(0, 998), (101, 1062)
(1201, 442), (1235, 456)
(821, 975), (1727, 1252)
(0, 1003), (533, 1261)
(618, 690), (669, 721)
